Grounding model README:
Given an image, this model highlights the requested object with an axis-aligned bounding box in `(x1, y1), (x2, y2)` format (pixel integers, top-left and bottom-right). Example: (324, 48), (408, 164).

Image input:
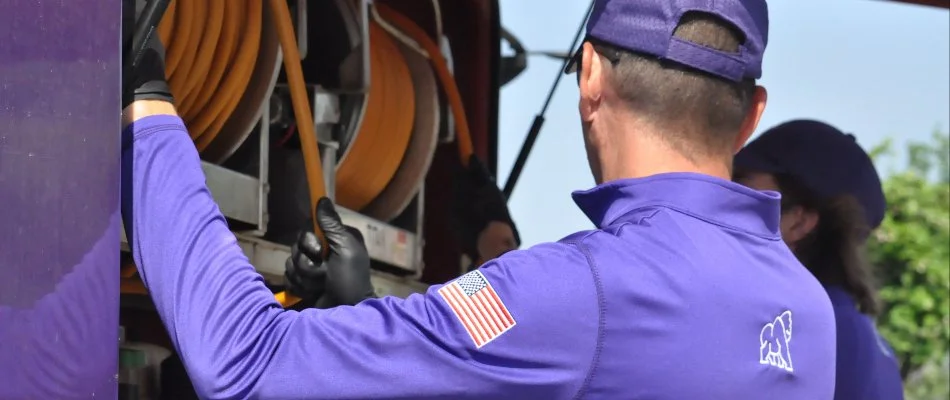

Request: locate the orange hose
(267, 0), (327, 220)
(268, 0), (327, 308)
(157, 1), (261, 150)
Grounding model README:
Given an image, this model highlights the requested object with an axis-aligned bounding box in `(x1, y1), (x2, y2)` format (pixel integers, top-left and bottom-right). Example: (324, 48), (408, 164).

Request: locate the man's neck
(598, 134), (733, 183)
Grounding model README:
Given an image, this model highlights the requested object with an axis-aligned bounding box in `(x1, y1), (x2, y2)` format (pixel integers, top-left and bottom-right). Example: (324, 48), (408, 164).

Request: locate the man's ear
(733, 86), (768, 153)
(782, 206), (819, 246)
(578, 42), (604, 123)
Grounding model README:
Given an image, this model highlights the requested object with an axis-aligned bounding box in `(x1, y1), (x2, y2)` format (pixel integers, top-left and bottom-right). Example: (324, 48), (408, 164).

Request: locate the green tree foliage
(868, 129), (950, 380)
(904, 355), (949, 400)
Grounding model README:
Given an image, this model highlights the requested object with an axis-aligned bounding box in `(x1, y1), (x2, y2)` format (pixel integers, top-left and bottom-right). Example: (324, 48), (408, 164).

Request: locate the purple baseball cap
(565, 0), (769, 82)
(734, 120), (887, 230)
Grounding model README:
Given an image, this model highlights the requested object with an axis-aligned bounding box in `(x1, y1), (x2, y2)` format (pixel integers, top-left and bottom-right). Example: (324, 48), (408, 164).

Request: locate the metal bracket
(313, 87), (341, 201)
(119, 228), (427, 298)
(337, 0), (371, 93)
(295, 0), (308, 59)
(255, 93), (271, 235)
(438, 36), (456, 144)
(199, 156), (421, 273)
(410, 185), (427, 280)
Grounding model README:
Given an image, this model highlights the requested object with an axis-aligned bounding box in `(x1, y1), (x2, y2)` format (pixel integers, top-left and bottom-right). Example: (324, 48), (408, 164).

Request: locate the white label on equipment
(339, 211), (415, 272)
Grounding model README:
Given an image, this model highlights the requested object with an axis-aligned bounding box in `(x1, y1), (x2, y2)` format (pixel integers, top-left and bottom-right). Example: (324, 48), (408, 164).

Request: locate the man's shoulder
(558, 208), (705, 253)
(474, 238), (601, 317)
(494, 235), (595, 271)
(434, 239), (601, 380)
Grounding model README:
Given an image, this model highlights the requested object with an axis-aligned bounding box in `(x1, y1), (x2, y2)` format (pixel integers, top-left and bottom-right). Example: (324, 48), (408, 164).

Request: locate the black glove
(284, 197), (375, 308)
(122, 0), (174, 109)
(452, 154), (520, 262)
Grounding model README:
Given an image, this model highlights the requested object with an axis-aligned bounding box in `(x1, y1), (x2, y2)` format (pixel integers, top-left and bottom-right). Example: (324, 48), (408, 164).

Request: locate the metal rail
(501, 0), (594, 200)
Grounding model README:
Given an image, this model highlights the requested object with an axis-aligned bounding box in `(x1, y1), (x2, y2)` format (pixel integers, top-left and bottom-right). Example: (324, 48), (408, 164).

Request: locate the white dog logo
(759, 310), (794, 372)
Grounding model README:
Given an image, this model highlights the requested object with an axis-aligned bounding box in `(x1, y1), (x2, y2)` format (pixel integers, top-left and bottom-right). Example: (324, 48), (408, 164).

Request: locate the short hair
(775, 173), (882, 316)
(591, 12), (757, 161)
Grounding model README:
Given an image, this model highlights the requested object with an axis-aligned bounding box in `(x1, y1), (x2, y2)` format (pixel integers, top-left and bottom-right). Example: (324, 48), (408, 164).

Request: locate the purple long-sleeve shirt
(123, 114), (838, 399)
(825, 285), (904, 399)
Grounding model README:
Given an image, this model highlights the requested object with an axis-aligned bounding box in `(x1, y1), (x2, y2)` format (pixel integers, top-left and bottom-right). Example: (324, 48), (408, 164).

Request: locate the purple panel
(0, 1), (121, 398)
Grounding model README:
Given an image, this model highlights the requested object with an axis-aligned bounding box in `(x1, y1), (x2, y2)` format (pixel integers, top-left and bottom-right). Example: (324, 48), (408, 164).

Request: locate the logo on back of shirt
(760, 310), (794, 372)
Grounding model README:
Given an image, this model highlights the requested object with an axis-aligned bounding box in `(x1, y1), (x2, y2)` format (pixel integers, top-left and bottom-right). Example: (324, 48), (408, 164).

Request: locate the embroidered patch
(438, 270), (516, 348)
(760, 310), (794, 372)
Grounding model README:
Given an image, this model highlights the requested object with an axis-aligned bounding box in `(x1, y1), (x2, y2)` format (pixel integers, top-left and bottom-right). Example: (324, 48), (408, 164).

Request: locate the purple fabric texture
(825, 286), (904, 400)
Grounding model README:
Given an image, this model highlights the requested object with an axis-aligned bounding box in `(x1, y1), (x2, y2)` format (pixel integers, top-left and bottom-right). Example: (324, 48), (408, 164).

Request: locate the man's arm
(121, 110), (599, 399)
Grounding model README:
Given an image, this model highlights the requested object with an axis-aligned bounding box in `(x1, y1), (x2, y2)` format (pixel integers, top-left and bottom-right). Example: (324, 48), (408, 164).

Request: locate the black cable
(502, 0), (594, 200)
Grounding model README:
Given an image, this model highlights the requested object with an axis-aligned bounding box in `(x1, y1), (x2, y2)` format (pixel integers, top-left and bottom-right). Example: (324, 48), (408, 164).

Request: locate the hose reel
(155, 0), (457, 223)
(121, 0), (475, 306)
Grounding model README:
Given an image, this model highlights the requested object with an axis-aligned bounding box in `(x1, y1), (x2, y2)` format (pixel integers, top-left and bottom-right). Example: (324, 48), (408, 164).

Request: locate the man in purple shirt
(122, 0), (837, 399)
(734, 120), (905, 399)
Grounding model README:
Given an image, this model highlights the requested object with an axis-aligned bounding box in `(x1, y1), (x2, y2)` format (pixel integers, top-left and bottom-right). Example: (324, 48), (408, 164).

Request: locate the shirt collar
(571, 172), (782, 239)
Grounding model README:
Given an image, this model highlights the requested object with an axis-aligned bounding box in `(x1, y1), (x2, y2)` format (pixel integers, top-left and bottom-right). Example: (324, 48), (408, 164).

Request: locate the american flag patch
(438, 270), (516, 348)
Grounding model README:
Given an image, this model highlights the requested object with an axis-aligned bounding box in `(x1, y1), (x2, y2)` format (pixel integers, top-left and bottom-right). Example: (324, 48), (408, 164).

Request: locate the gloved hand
(122, 0), (174, 109)
(452, 154), (520, 265)
(284, 197), (376, 308)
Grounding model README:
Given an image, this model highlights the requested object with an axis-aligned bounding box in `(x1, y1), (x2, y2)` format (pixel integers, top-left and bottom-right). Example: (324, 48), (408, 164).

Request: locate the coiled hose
(123, 1), (476, 307)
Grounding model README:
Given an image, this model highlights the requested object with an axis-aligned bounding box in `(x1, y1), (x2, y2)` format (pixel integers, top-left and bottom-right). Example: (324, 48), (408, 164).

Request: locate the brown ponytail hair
(775, 174), (882, 316)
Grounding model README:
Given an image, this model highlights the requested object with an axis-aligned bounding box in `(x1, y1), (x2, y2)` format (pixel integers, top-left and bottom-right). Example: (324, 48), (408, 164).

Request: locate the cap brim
(733, 147), (785, 175)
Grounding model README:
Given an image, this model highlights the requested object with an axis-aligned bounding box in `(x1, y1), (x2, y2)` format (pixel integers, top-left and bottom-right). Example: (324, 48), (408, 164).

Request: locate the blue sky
(496, 0), (950, 247)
